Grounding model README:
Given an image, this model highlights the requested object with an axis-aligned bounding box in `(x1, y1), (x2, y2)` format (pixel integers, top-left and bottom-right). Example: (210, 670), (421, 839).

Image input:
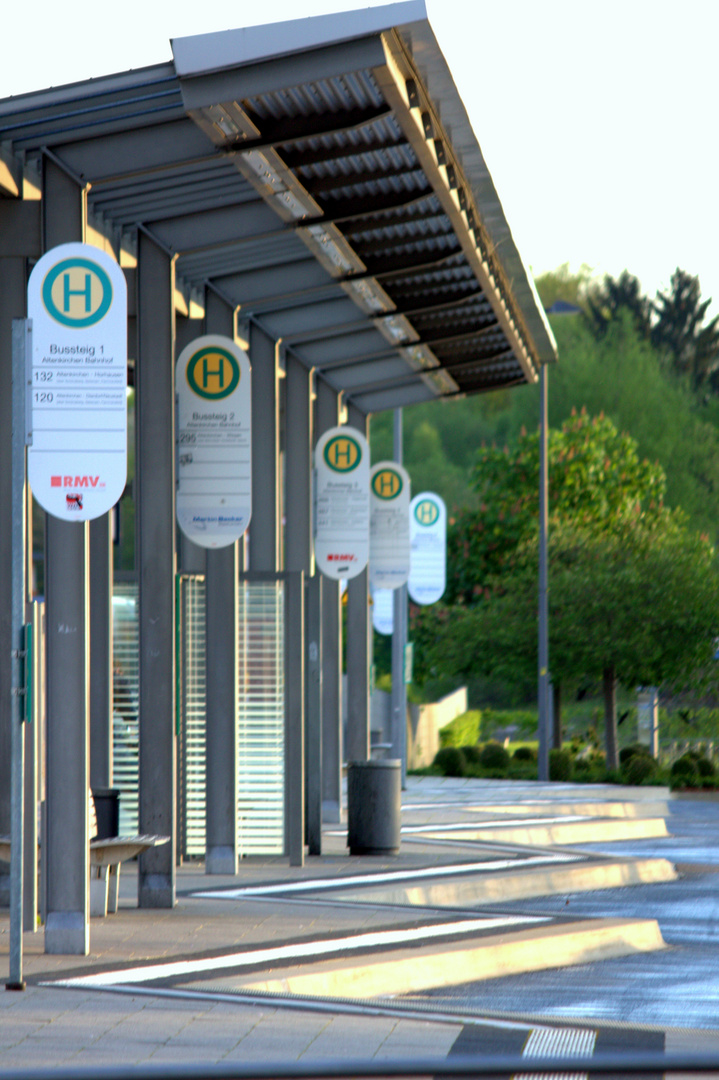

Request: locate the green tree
(429, 513), (719, 768)
(446, 411), (665, 604)
(585, 270), (652, 341)
(652, 268), (719, 391)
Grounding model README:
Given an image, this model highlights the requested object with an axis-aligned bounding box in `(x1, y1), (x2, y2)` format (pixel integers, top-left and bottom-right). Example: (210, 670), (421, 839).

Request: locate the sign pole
(538, 362), (550, 782)
(391, 409), (408, 787)
(7, 319), (30, 991)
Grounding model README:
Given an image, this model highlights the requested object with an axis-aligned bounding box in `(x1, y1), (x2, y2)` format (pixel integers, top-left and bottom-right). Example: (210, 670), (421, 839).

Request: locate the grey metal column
(391, 409), (408, 787)
(314, 377), (343, 823)
(205, 543), (239, 873)
(538, 362), (550, 782)
(0, 252), (28, 908)
(89, 516), (112, 790)
(284, 352), (316, 855)
(345, 403), (370, 763)
(305, 573), (322, 855)
(248, 321), (280, 572)
(43, 155), (90, 955)
(136, 228), (177, 907)
(285, 571), (305, 867)
(204, 289), (239, 875)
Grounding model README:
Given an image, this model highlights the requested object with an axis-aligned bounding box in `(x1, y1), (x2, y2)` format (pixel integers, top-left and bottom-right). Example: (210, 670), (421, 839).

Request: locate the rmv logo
(414, 498), (439, 525)
(324, 435), (361, 473)
(372, 469), (402, 500)
(186, 347), (240, 400)
(42, 258), (113, 328)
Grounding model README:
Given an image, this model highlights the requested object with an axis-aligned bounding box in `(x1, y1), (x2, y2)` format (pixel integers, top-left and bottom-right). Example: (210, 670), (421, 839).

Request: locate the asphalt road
(410, 797), (719, 1029)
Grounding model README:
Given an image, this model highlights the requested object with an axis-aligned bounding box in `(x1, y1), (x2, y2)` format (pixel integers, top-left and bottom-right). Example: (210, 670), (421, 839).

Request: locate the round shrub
(549, 748), (573, 782)
(433, 746), (467, 777)
(513, 746), (537, 763)
(478, 741), (510, 770)
(621, 753), (657, 786)
(692, 754), (715, 778)
(620, 743), (653, 765)
(461, 745), (482, 767)
(670, 754), (701, 790)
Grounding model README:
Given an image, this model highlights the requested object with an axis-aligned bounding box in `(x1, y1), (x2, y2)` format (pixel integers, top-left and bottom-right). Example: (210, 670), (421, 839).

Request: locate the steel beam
(248, 322), (280, 572)
(204, 290), (240, 875)
(0, 257), (26, 908)
(314, 377), (343, 823)
(136, 229), (177, 907)
(344, 403), (370, 764)
(43, 155), (90, 956)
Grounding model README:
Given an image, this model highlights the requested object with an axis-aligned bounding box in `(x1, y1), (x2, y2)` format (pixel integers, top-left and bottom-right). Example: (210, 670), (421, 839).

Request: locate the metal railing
(2, 1052), (719, 1080)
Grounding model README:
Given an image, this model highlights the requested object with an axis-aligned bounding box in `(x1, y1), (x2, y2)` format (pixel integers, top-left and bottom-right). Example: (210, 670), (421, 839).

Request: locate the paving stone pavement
(0, 777), (705, 1070)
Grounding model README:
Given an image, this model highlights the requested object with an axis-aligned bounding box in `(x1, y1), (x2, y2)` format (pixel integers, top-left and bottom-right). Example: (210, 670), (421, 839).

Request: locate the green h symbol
(202, 354), (224, 390)
(63, 271), (92, 313)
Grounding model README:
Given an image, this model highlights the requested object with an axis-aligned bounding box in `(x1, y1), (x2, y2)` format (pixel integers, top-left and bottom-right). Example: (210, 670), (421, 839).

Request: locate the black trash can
(92, 787), (120, 840)
(347, 759), (401, 855)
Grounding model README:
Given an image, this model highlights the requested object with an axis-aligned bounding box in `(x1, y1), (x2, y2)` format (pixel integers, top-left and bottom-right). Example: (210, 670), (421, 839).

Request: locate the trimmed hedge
(439, 710), (482, 749)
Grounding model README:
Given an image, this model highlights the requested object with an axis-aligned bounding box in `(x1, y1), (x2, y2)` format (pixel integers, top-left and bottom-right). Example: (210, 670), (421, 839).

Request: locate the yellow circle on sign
(324, 435), (361, 472)
(186, 347), (240, 400)
(372, 469), (402, 499)
(414, 498), (439, 525)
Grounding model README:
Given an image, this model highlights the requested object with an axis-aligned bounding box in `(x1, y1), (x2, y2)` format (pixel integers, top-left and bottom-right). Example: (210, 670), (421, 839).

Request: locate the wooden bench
(0, 793), (169, 918)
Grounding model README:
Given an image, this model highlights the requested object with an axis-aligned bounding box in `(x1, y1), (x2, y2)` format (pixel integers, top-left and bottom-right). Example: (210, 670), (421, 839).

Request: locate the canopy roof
(0, 0), (556, 412)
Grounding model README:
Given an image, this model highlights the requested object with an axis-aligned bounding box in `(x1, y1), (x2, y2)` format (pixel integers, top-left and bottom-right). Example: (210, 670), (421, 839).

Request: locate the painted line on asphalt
(46, 914), (552, 989)
(190, 853), (583, 900)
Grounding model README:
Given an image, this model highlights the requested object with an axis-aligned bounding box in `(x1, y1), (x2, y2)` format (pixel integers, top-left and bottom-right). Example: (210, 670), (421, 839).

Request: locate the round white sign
(372, 587), (394, 635)
(408, 492), (447, 605)
(27, 243), (128, 522)
(314, 426), (370, 580)
(369, 461), (411, 591)
(176, 335), (252, 549)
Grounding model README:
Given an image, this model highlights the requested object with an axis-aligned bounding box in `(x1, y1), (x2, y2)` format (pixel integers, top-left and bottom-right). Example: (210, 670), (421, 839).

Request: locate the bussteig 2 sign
(176, 335), (252, 548)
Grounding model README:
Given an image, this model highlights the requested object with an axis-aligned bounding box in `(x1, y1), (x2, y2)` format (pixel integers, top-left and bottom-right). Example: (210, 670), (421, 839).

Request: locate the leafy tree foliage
(651, 268), (719, 391)
(422, 413), (719, 764)
(446, 410), (665, 605)
(585, 270), (653, 340)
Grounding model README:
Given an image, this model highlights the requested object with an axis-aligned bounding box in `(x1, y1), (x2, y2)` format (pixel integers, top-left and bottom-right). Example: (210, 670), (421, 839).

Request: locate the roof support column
(285, 352), (312, 855)
(345, 403), (371, 764)
(136, 229), (176, 908)
(204, 291), (239, 875)
(89, 515), (112, 792)
(314, 377), (343, 823)
(248, 322), (280, 572)
(0, 249), (28, 907)
(42, 156), (90, 954)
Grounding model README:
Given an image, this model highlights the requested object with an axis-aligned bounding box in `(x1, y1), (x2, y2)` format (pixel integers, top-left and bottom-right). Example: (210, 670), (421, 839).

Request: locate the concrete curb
(233, 917), (666, 998)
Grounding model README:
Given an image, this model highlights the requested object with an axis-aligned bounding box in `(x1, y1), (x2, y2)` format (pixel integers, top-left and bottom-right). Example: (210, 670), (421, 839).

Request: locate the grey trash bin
(347, 759), (401, 855)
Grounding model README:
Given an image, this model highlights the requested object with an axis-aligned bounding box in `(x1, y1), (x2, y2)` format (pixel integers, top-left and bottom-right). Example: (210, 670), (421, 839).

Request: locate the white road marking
(190, 853), (582, 900)
(515, 1025), (597, 1080)
(47, 914), (552, 989)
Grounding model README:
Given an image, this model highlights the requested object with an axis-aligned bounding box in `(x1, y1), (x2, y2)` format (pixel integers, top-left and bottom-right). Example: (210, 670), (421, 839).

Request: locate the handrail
(3, 1051), (719, 1080)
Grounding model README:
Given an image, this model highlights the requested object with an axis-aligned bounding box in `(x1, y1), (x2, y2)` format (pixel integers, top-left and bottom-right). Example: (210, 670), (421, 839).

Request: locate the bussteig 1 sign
(408, 491), (446, 605)
(176, 335), (252, 548)
(26, 243), (128, 521)
(369, 461), (411, 591)
(314, 426), (370, 580)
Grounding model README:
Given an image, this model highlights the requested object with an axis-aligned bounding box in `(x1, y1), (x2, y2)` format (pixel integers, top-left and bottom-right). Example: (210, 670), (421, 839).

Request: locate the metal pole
(538, 363), (550, 782)
(390, 409), (407, 787)
(8, 318), (29, 990)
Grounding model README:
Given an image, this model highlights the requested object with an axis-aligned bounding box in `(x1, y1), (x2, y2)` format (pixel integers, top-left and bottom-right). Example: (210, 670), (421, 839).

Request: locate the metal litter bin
(347, 759), (401, 855)
(92, 787), (120, 840)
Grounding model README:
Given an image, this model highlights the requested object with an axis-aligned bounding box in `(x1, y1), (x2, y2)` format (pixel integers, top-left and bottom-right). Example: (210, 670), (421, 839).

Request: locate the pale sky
(5, 0), (719, 314)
